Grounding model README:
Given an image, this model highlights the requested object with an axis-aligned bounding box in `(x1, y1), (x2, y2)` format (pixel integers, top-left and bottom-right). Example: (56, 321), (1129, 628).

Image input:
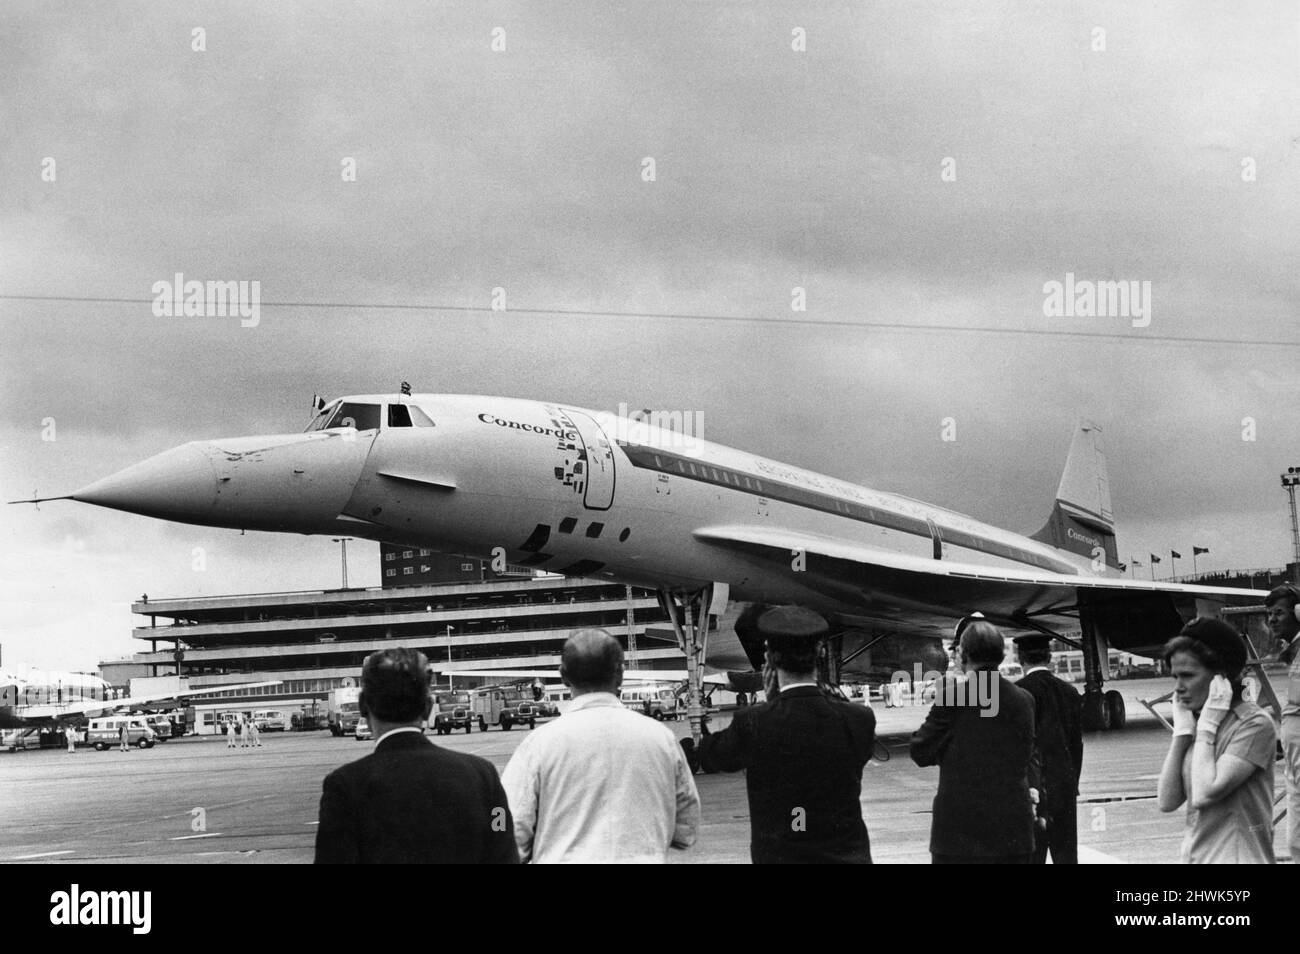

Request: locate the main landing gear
(657, 583), (728, 744)
(1077, 594), (1127, 731)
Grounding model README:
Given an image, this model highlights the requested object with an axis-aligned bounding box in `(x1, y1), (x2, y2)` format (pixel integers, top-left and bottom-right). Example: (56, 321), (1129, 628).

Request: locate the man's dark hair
(766, 632), (818, 675)
(561, 629), (623, 691)
(359, 648), (432, 723)
(959, 621), (1005, 671)
(1264, 583), (1300, 611)
(1017, 643), (1052, 667)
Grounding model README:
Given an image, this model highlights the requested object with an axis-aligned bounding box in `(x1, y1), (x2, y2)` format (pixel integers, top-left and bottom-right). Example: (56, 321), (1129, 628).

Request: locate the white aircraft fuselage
(55, 394), (1094, 608)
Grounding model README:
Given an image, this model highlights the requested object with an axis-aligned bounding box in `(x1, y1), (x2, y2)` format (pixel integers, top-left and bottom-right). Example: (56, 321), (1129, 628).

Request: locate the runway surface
(0, 678), (1291, 864)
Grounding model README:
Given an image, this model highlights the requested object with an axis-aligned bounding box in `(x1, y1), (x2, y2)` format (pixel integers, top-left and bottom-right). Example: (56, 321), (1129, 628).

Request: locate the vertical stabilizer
(1031, 421), (1119, 568)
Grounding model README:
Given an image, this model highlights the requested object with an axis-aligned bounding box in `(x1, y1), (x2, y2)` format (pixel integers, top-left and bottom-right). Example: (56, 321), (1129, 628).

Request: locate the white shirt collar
(568, 691), (623, 711)
(1023, 665), (1051, 676)
(778, 681), (819, 691)
(375, 725), (424, 745)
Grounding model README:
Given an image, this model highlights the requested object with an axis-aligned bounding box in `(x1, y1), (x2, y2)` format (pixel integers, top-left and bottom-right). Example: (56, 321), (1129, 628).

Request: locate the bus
(1049, 650), (1157, 682)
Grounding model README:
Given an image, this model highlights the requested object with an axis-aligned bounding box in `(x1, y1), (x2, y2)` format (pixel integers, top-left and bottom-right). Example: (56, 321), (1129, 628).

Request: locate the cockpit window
(304, 402), (340, 433)
(387, 404), (436, 427)
(326, 402), (381, 431)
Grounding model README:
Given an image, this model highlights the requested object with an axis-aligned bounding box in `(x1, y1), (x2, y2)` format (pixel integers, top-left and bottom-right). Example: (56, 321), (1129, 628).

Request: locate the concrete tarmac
(0, 678), (1290, 864)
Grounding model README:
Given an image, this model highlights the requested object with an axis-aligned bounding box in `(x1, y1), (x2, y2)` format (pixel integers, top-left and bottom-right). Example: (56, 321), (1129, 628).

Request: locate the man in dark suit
(314, 648), (518, 864)
(685, 606), (876, 864)
(1013, 634), (1084, 864)
(910, 618), (1039, 863)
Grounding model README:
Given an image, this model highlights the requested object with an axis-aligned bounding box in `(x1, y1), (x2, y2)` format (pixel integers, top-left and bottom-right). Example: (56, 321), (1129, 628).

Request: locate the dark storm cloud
(1, 0), (1296, 667)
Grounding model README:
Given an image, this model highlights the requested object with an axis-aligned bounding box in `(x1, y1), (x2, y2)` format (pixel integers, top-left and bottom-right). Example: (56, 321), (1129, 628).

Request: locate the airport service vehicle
(292, 709), (329, 731)
(86, 716), (157, 750)
(620, 685), (678, 720)
(354, 718), (372, 741)
(146, 715), (173, 740)
(21, 393), (1268, 738)
(431, 691), (476, 734)
(327, 688), (361, 737)
(472, 688), (536, 731)
(253, 709), (289, 732)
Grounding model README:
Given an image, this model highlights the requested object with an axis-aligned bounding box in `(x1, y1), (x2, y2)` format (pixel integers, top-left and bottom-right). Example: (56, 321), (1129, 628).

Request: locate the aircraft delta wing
(692, 524), (1256, 649)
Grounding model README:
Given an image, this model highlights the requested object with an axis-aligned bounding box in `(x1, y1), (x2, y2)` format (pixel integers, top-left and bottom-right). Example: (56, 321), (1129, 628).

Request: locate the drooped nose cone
(72, 442), (219, 522)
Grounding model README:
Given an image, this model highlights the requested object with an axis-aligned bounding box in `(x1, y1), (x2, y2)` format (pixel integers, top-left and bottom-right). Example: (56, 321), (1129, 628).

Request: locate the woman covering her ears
(1156, 617), (1277, 864)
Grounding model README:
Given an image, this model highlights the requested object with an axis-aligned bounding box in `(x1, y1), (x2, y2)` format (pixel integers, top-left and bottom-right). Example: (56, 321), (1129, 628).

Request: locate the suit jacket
(1016, 668), (1083, 816)
(698, 686), (876, 864)
(315, 730), (519, 864)
(910, 674), (1037, 858)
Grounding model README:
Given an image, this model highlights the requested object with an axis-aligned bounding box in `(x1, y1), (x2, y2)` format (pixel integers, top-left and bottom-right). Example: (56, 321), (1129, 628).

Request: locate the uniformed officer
(1013, 634), (1084, 863)
(686, 606), (876, 863)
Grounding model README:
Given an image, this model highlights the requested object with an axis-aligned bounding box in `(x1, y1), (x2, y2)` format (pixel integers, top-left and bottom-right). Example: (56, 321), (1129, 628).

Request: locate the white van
(87, 716), (157, 751)
(253, 710), (288, 732)
(620, 686), (678, 720)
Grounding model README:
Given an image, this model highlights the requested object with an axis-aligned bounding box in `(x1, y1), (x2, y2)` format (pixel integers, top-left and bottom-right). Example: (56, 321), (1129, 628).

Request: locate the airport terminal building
(125, 545), (680, 733)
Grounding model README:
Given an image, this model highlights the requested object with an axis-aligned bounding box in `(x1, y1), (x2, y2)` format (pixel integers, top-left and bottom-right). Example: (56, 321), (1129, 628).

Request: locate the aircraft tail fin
(1030, 421), (1120, 568)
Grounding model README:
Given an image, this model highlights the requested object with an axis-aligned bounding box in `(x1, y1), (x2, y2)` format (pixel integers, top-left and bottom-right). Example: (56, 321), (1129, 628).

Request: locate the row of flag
(1121, 546), (1210, 576)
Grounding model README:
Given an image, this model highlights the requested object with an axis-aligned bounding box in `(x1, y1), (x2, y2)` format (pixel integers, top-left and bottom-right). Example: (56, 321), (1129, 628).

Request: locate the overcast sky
(2, 1), (1297, 671)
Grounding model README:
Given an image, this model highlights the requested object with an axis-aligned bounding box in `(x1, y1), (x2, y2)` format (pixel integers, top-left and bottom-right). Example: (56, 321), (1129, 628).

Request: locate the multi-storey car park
(123, 548), (680, 735)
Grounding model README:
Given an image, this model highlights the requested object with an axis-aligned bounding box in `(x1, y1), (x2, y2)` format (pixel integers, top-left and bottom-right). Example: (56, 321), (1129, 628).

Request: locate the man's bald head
(560, 629), (624, 694)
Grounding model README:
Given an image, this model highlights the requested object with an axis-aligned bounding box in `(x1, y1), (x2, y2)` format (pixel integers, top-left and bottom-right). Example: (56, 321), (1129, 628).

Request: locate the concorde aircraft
(11, 393), (1267, 737)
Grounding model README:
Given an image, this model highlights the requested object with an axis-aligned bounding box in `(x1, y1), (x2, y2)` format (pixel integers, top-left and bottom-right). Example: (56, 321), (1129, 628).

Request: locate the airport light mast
(331, 537), (353, 589)
(625, 585), (637, 663)
(1284, 467), (1300, 582)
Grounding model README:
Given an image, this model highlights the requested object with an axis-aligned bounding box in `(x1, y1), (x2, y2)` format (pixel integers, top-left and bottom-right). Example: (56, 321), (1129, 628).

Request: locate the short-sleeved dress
(1180, 701), (1277, 864)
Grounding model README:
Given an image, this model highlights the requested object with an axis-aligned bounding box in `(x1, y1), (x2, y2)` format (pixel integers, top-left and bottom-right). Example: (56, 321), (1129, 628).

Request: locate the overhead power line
(0, 293), (1290, 348)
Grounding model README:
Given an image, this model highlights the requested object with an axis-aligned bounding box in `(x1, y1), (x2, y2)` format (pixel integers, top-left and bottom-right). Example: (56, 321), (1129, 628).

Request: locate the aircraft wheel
(1099, 694), (1114, 731)
(1105, 690), (1127, 729)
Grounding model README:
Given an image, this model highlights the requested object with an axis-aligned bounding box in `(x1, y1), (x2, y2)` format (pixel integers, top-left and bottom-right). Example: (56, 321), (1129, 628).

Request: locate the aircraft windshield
(325, 402), (381, 431)
(304, 402), (339, 433)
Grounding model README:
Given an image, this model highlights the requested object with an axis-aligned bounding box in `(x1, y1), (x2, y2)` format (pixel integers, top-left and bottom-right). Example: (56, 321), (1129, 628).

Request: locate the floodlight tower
(1283, 467), (1300, 583)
